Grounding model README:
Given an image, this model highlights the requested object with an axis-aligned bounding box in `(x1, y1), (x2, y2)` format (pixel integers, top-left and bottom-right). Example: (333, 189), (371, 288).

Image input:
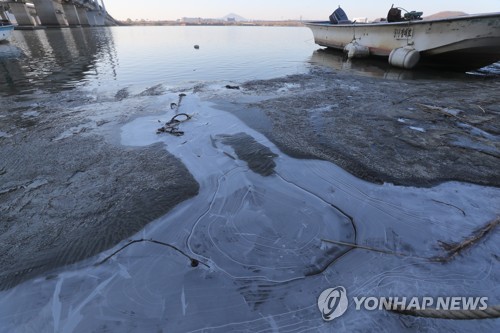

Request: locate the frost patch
(54, 122), (97, 141)
(409, 126), (425, 133)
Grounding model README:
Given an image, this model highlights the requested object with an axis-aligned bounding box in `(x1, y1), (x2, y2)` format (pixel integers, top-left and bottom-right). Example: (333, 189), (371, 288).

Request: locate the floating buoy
(344, 42), (370, 59)
(389, 47), (420, 69)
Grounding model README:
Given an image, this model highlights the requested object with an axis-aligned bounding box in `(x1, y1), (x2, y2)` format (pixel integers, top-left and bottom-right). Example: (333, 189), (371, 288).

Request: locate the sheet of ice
(442, 108), (462, 117)
(457, 122), (500, 141)
(0, 90), (498, 332)
(53, 122), (98, 141)
(0, 131), (12, 138)
(21, 111), (40, 118)
(451, 135), (499, 155)
(277, 83), (301, 93)
(409, 126), (426, 133)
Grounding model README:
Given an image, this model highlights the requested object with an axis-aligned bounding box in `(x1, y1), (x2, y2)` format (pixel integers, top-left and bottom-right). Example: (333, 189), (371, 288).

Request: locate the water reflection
(1, 26), (317, 95)
(0, 27), (116, 95)
(1, 26), (497, 96)
(309, 48), (499, 80)
(310, 48), (408, 80)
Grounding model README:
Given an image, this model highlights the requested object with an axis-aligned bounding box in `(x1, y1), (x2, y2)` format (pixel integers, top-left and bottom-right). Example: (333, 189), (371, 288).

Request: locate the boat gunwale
(304, 12), (500, 28)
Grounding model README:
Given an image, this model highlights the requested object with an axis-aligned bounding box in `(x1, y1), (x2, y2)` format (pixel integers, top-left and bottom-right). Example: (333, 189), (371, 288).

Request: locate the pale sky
(102, 0), (500, 21)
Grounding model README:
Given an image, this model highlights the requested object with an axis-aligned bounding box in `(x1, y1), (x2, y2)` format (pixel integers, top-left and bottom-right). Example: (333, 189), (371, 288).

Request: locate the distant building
(180, 17), (228, 25)
(181, 17), (201, 24)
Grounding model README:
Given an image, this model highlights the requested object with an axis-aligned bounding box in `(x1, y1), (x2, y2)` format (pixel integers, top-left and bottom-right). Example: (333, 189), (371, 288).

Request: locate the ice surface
(21, 111), (40, 118)
(441, 108), (462, 117)
(457, 122), (500, 141)
(0, 131), (12, 138)
(409, 126), (426, 133)
(0, 91), (498, 332)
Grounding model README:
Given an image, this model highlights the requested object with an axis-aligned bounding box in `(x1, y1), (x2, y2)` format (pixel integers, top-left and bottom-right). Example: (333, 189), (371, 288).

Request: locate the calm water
(0, 25), (499, 96)
(0, 26), (318, 96)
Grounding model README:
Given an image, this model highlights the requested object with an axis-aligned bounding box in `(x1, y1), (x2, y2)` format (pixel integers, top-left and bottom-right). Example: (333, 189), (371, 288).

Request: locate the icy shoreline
(0, 90), (498, 332)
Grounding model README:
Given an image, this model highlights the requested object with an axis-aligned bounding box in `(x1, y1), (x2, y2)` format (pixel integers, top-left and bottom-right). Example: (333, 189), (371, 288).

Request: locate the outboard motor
(387, 5), (403, 22)
(329, 7), (352, 24)
(388, 5), (424, 22)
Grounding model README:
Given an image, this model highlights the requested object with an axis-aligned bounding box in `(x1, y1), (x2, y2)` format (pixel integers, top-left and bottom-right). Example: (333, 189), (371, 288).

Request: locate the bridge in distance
(0, 0), (117, 28)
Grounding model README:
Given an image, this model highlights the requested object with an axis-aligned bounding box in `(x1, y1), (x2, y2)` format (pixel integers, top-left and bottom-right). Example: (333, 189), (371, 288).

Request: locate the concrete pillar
(94, 11), (105, 26)
(100, 0), (107, 13)
(86, 10), (96, 26)
(76, 7), (90, 26)
(32, 0), (68, 27)
(61, 4), (80, 26)
(86, 10), (104, 26)
(92, 0), (100, 10)
(8, 3), (35, 26)
(88, 0), (105, 26)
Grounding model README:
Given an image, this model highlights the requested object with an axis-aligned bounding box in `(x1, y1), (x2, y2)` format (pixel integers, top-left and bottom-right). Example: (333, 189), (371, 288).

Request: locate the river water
(0, 26), (318, 95)
(1, 26), (499, 96)
(0, 26), (499, 332)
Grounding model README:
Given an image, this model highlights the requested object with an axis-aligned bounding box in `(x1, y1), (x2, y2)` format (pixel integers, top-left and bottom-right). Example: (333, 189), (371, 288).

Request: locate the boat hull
(0, 24), (14, 43)
(305, 13), (500, 70)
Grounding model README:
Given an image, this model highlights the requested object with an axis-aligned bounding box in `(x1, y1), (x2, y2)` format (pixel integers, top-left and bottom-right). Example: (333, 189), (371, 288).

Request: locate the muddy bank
(212, 68), (500, 187)
(0, 91), (199, 289)
(1, 67), (499, 290)
(1, 87), (499, 333)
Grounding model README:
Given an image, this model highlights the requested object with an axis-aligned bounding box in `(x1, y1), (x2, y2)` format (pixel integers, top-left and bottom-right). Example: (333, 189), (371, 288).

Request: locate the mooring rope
(389, 304), (500, 320)
(157, 113), (192, 136)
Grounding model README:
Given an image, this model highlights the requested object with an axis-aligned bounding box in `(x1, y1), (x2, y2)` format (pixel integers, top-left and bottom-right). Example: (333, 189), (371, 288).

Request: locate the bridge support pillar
(76, 7), (90, 26)
(8, 3), (35, 26)
(86, 10), (105, 26)
(32, 0), (68, 27)
(61, 4), (80, 26)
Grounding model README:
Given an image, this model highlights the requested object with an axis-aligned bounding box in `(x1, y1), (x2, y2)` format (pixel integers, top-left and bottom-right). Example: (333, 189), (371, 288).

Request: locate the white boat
(0, 20), (14, 43)
(305, 7), (500, 71)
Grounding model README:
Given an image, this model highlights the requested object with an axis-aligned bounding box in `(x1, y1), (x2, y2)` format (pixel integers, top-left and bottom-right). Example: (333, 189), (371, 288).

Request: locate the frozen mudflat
(0, 89), (498, 332)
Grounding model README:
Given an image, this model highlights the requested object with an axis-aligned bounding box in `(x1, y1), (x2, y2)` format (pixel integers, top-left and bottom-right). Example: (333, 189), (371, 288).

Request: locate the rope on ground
(96, 238), (209, 268)
(157, 113), (192, 136)
(157, 93), (191, 136)
(389, 304), (500, 320)
(322, 216), (499, 263)
(320, 239), (421, 258)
